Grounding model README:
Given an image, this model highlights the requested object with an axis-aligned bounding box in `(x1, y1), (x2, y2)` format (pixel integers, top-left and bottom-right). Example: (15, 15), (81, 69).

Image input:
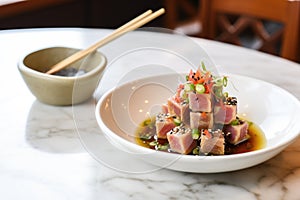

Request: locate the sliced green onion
(184, 83), (195, 92)
(183, 97), (189, 103)
(224, 92), (229, 98)
(173, 118), (181, 126)
(223, 76), (228, 87)
(181, 91), (188, 100)
(157, 143), (169, 151)
(195, 84), (205, 94)
(201, 61), (207, 71)
(215, 79), (223, 87)
(139, 133), (152, 141)
(230, 119), (240, 126)
(192, 146), (200, 155)
(149, 141), (158, 146)
(192, 128), (200, 140)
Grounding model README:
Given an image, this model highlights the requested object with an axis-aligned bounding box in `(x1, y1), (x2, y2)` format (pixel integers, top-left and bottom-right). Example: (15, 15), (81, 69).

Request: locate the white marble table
(0, 28), (299, 200)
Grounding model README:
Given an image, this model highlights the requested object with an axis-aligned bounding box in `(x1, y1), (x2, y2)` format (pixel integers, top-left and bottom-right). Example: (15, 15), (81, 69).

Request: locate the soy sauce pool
(225, 122), (266, 154)
(135, 117), (266, 155)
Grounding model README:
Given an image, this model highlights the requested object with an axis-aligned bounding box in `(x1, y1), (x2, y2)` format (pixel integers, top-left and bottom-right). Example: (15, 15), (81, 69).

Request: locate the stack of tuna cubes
(155, 68), (249, 155)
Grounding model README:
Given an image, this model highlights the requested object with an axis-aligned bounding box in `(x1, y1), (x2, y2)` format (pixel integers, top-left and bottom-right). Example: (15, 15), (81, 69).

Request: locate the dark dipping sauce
(135, 117), (266, 155)
(53, 68), (86, 77)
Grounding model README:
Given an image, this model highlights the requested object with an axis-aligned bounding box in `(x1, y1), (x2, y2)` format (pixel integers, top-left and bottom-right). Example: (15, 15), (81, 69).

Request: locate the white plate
(95, 73), (300, 173)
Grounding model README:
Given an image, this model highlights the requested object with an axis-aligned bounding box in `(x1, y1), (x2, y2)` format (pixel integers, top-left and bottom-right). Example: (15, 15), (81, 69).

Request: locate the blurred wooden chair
(200, 0), (300, 62)
(164, 0), (204, 36)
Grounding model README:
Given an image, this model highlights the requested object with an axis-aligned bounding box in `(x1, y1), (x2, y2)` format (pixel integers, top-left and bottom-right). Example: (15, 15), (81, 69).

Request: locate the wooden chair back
(201, 0), (300, 62)
(164, 0), (202, 35)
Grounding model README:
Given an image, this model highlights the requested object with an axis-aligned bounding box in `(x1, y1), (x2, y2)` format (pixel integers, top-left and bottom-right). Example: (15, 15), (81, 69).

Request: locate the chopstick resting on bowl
(46, 8), (165, 75)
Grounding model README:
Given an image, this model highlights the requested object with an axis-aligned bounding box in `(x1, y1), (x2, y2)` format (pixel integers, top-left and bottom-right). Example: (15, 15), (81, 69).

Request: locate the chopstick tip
(159, 8), (166, 13)
(146, 9), (153, 14)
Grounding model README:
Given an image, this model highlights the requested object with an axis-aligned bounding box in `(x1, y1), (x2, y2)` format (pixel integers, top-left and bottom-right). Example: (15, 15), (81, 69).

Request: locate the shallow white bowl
(95, 73), (300, 173)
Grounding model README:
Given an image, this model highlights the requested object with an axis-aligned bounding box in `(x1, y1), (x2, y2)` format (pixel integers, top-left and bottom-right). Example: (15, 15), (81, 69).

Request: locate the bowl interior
(23, 47), (103, 74)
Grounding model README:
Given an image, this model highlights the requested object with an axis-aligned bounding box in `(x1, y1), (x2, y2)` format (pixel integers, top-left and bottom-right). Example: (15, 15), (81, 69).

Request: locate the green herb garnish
(173, 118), (182, 126)
(184, 83), (195, 92)
(230, 119), (240, 126)
(195, 84), (205, 94)
(149, 141), (158, 146)
(139, 133), (152, 141)
(201, 61), (207, 71)
(223, 76), (228, 87)
(157, 143), (169, 151)
(192, 128), (200, 140)
(192, 146), (200, 155)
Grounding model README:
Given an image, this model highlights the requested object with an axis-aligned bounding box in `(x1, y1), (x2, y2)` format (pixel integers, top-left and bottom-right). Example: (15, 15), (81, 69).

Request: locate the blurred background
(0, 0), (165, 29)
(0, 0), (299, 62)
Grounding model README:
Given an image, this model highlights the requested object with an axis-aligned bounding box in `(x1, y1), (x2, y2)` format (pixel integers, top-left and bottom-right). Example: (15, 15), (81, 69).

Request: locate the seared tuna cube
(161, 104), (168, 114)
(167, 97), (190, 125)
(167, 125), (197, 154)
(224, 120), (249, 145)
(214, 97), (237, 124)
(190, 112), (213, 130)
(188, 92), (212, 112)
(155, 113), (176, 139)
(200, 129), (225, 155)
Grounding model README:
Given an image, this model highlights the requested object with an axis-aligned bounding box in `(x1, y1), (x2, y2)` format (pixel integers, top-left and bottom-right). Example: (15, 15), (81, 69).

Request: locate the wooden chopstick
(46, 8), (165, 75)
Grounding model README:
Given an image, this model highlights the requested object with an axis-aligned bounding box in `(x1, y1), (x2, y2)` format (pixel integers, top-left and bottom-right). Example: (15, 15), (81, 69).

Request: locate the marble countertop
(0, 28), (299, 200)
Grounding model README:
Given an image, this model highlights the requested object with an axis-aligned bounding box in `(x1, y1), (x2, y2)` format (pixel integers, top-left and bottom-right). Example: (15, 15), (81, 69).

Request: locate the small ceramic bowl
(18, 47), (107, 106)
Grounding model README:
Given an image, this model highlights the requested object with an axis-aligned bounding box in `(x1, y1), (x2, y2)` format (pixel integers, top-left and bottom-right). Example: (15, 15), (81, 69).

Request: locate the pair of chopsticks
(46, 8), (165, 75)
